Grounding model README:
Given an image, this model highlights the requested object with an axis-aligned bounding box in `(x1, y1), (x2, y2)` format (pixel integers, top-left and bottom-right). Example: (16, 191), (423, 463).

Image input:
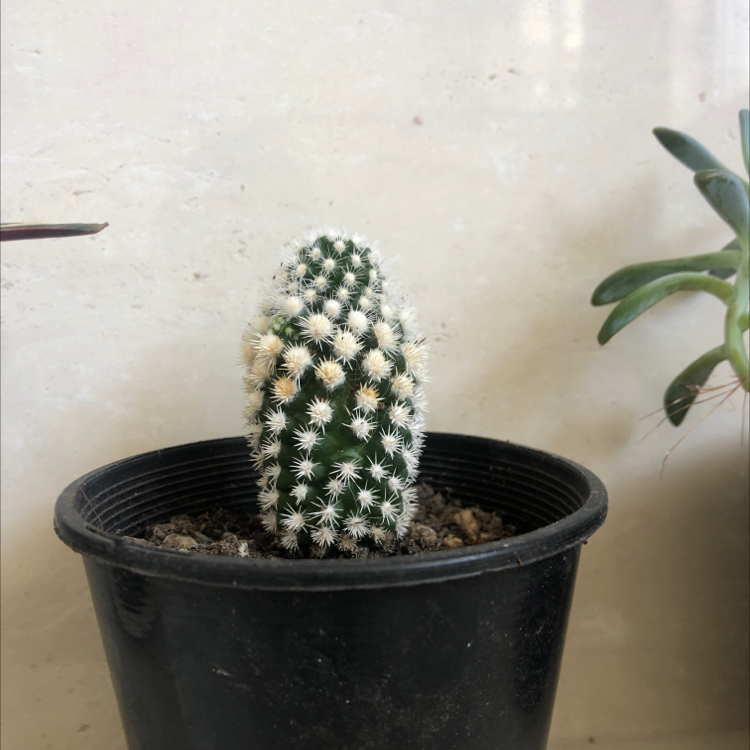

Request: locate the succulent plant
(242, 229), (429, 555)
(592, 110), (750, 426)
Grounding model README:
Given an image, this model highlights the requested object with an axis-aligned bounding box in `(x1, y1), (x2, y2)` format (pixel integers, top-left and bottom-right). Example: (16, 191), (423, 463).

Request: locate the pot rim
(54, 433), (607, 591)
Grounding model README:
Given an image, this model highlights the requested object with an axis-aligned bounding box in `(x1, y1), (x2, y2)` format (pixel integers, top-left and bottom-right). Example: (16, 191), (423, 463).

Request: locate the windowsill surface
(550, 730), (749, 750)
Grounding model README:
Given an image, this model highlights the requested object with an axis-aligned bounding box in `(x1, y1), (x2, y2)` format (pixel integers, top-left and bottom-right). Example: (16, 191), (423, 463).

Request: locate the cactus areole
(242, 229), (429, 554)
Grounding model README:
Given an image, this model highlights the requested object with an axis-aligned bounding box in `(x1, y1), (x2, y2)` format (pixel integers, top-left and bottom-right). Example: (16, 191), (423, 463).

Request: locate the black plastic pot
(54, 432), (607, 750)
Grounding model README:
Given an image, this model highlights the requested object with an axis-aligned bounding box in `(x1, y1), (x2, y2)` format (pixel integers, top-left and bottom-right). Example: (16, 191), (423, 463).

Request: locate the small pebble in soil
(126, 483), (517, 560)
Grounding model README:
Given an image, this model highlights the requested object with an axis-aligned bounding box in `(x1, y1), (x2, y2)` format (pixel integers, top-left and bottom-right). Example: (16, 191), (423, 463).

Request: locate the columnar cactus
(242, 229), (429, 555)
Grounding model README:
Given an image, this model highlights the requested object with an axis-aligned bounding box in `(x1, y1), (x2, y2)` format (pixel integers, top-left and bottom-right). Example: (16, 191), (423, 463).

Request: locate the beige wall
(2, 1), (748, 748)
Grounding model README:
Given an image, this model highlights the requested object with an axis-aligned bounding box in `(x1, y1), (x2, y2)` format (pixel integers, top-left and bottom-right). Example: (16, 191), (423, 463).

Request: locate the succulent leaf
(663, 345), (727, 426)
(693, 169), (750, 241)
(597, 272), (734, 345)
(591, 244), (742, 306)
(740, 109), (750, 177)
(652, 127), (729, 173)
(243, 230), (428, 554)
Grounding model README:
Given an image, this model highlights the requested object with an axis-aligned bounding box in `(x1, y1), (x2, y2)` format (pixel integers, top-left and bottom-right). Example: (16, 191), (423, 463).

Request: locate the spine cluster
(242, 229), (428, 555)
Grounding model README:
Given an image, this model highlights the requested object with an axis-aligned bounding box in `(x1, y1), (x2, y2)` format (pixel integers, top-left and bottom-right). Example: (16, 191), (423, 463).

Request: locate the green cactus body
(242, 229), (429, 554)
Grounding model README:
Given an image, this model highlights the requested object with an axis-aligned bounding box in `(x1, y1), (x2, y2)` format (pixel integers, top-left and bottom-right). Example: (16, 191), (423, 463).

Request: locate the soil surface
(128, 484), (517, 560)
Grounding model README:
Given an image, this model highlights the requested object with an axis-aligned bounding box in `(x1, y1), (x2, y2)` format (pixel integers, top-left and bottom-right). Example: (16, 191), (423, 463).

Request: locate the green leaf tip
(664, 345), (727, 426)
(693, 170), (750, 241)
(652, 126), (730, 173)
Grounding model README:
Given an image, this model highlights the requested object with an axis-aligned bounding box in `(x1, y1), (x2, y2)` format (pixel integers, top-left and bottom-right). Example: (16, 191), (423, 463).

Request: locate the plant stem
(725, 233), (750, 389)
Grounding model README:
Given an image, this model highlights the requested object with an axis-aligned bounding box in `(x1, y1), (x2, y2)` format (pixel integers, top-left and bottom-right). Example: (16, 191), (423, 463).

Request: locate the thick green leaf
(591, 247), (741, 306)
(694, 170), (750, 240)
(653, 127), (730, 173)
(709, 236), (742, 279)
(597, 272), (734, 345)
(664, 345), (726, 426)
(741, 109), (750, 177)
(0, 222), (109, 241)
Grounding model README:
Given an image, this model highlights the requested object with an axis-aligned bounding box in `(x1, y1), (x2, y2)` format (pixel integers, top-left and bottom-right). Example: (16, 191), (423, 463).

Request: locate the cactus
(242, 229), (429, 555)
